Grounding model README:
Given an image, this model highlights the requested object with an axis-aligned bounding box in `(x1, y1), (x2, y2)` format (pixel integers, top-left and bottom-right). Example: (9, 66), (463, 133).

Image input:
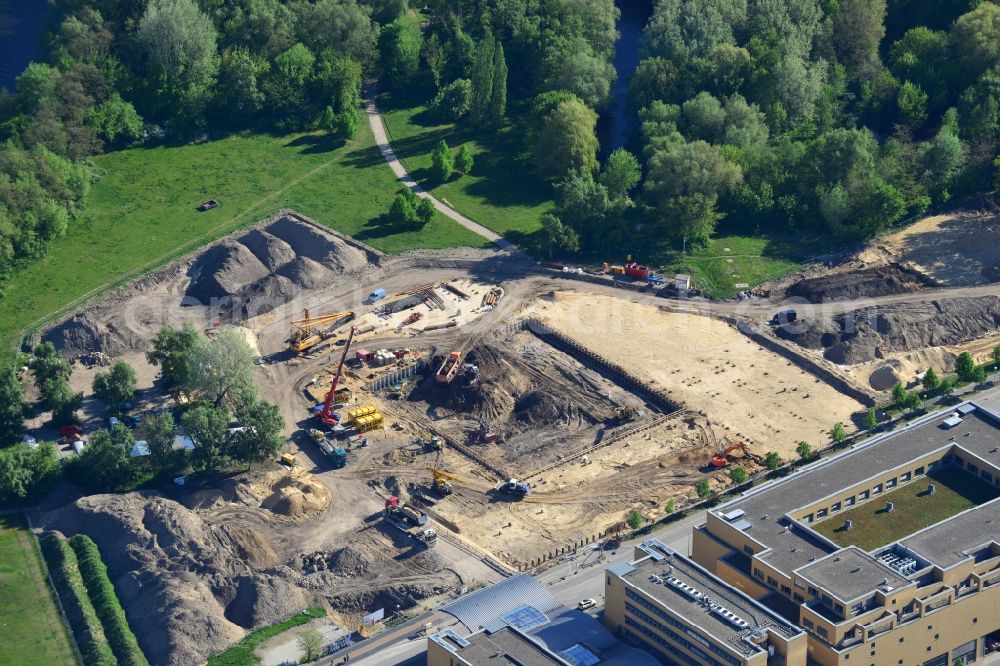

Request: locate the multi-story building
(604, 394), (1000, 666)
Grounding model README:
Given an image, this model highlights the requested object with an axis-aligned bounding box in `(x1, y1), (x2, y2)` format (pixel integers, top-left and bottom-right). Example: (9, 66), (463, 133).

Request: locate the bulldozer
(429, 468), (466, 496)
(279, 453), (296, 468)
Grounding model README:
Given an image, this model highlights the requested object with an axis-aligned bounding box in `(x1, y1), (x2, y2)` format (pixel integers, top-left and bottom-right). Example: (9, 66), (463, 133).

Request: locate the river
(0, 0), (51, 92)
(603, 0), (653, 153)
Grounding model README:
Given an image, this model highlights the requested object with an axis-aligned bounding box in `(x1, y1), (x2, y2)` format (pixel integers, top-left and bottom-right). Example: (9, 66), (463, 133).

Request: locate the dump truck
(436, 351), (463, 384)
(314, 435), (348, 468)
(383, 497), (437, 547)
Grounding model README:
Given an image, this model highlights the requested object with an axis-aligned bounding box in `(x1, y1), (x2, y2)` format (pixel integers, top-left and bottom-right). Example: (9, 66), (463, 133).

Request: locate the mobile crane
(316, 325), (356, 429)
(429, 468), (467, 496)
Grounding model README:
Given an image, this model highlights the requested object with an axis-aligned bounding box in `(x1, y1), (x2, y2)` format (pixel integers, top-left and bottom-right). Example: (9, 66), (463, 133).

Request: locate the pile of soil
(185, 216), (375, 314)
(779, 296), (1000, 365)
(44, 312), (145, 359)
(785, 264), (932, 303)
(258, 473), (331, 520)
(40, 492), (308, 666)
(514, 390), (569, 424)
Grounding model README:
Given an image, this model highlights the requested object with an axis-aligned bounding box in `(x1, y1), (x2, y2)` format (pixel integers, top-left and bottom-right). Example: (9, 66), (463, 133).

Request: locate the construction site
(26, 202), (1000, 664)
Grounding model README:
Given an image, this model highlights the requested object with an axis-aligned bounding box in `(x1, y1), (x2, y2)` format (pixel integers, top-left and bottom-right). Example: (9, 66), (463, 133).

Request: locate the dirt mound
(514, 390), (567, 424)
(238, 229), (297, 270)
(43, 312), (142, 358)
(786, 264), (931, 303)
(39, 492), (306, 666)
(780, 296), (1000, 365)
(187, 241), (271, 302)
(264, 217), (370, 272)
(259, 474), (331, 520)
(277, 256), (335, 289)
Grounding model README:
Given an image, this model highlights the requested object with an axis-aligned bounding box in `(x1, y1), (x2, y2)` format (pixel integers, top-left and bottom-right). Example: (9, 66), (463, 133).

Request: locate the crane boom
(317, 326), (356, 427)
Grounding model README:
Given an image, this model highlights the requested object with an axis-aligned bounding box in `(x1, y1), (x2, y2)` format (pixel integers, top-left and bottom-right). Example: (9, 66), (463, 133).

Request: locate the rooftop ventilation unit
(710, 603), (750, 629)
(878, 552), (917, 575)
(666, 576), (705, 601)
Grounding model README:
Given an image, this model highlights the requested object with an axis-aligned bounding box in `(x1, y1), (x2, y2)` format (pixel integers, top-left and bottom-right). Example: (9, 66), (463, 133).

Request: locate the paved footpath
(363, 94), (515, 251)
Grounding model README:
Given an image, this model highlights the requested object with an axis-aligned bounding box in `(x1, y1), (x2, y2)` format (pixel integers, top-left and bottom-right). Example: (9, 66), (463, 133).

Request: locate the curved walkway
(364, 94), (516, 251)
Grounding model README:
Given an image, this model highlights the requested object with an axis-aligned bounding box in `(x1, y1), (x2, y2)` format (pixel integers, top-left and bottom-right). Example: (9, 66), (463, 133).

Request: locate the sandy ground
(848, 332), (1000, 391)
(858, 207), (1000, 287)
(521, 292), (865, 458)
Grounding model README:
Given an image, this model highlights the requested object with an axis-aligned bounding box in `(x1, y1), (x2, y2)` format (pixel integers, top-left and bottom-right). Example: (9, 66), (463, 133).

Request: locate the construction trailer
(436, 351), (462, 384)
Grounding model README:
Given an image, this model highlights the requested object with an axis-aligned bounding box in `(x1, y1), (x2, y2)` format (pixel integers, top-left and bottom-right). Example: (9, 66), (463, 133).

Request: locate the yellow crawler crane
(288, 308), (354, 353)
(429, 468), (467, 496)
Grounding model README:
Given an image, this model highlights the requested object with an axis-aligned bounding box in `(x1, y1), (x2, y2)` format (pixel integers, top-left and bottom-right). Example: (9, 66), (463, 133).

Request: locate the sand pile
(40, 492), (309, 666)
(785, 264), (930, 303)
(780, 296), (1000, 365)
(184, 214), (377, 314)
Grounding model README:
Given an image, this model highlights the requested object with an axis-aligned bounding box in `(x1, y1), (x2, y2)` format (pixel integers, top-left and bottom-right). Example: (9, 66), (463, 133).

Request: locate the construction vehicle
(383, 497), (437, 547)
(614, 406), (638, 423)
(496, 478), (531, 498)
(711, 441), (760, 468)
(624, 262), (651, 280)
(436, 351), (463, 384)
(288, 308), (354, 353)
(430, 468), (466, 496)
(279, 453), (296, 468)
(471, 420), (497, 443)
(416, 435), (443, 451)
(315, 326), (356, 429)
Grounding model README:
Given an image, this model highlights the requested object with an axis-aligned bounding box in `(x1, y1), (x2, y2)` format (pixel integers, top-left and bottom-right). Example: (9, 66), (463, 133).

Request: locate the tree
(955, 351), (977, 381)
(415, 197), (435, 226)
(951, 3), (1000, 83)
(182, 404), (230, 470)
(865, 407), (878, 431)
(336, 105), (363, 139)
(378, 18), (422, 90)
(538, 213), (581, 257)
(832, 0), (887, 80)
(796, 441), (812, 460)
(729, 466), (748, 484)
(454, 144), (474, 176)
(87, 93), (143, 147)
(939, 376), (957, 396)
(0, 442), (60, 502)
(831, 422), (847, 444)
(298, 628), (324, 662)
(31, 342), (72, 387)
(70, 426), (133, 491)
(186, 328), (258, 413)
(431, 140), (453, 182)
(92, 361), (137, 411)
(139, 412), (177, 471)
(922, 368), (940, 391)
(469, 34), (496, 126)
(230, 400), (284, 470)
(892, 381), (908, 406)
(136, 0), (219, 118)
(993, 344), (1000, 368)
(626, 510), (644, 529)
(695, 479), (711, 498)
(665, 499), (676, 514)
(43, 379), (83, 426)
(903, 392), (923, 413)
(542, 50), (615, 109)
(215, 47), (266, 122)
(431, 79), (472, 120)
(534, 99), (599, 182)
(896, 81), (928, 129)
(147, 323), (199, 388)
(972, 366), (987, 385)
(489, 42), (507, 128)
(388, 189), (419, 226)
(764, 452), (781, 471)
(0, 369), (25, 445)
(600, 149), (641, 201)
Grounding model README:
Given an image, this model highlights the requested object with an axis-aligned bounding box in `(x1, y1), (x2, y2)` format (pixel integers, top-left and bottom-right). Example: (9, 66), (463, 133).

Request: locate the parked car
(577, 598), (597, 610)
(108, 416), (120, 428)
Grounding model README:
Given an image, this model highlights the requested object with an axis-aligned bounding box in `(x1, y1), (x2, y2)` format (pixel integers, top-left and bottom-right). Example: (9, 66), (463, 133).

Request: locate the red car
(58, 424), (83, 437)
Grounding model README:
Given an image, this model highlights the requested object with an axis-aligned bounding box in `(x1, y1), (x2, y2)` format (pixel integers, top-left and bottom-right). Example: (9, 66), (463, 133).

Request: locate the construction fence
(363, 359), (427, 394)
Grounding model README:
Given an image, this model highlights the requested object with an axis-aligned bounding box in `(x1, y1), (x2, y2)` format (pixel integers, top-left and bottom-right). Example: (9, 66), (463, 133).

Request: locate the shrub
(695, 479), (711, 498)
(41, 535), (116, 666)
(69, 535), (148, 666)
(626, 510), (644, 529)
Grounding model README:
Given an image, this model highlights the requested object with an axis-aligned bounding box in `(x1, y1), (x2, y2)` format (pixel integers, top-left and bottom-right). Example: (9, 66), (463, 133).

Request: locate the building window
(768, 577), (777, 588)
(859, 490), (870, 500)
(835, 603), (844, 614)
(754, 569), (764, 580)
(818, 627), (829, 638)
(781, 585), (791, 595)
(804, 513), (813, 524)
(886, 478), (897, 489)
(845, 496), (855, 507)
(982, 470), (993, 483)
(916, 466), (925, 476)
(795, 594), (804, 603)
(873, 484), (883, 494)
(817, 508), (828, 518)
(901, 472), (911, 482)
(968, 463), (979, 475)
(809, 587), (818, 597)
(803, 619), (814, 629)
(832, 502), (842, 512)
(744, 545), (754, 556)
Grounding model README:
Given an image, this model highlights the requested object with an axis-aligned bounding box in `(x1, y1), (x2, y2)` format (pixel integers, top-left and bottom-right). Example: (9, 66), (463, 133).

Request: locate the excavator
(288, 308), (354, 353)
(429, 468), (466, 496)
(710, 441), (762, 468)
(315, 325), (356, 429)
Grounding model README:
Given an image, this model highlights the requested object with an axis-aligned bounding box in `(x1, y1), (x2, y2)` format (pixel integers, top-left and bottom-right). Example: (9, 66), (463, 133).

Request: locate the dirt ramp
(786, 264), (931, 303)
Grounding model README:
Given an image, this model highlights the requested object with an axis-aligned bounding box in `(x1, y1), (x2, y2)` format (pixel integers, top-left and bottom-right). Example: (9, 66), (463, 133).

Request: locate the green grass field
(0, 514), (78, 665)
(0, 122), (487, 362)
(379, 97), (553, 245)
(658, 235), (808, 299)
(812, 468), (1000, 551)
(207, 607), (325, 666)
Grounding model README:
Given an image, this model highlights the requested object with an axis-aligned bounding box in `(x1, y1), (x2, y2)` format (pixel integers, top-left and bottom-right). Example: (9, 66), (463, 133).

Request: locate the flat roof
(617, 540), (801, 659)
(437, 625), (568, 666)
(796, 547), (910, 601)
(713, 397), (1000, 584)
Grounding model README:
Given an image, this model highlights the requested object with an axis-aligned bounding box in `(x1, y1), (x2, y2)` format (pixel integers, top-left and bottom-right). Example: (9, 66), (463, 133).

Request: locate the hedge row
(68, 535), (149, 666)
(41, 535), (117, 666)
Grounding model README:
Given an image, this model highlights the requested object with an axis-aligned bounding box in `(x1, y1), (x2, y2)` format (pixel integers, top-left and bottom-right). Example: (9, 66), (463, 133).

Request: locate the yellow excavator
(288, 308), (354, 353)
(429, 468), (466, 496)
